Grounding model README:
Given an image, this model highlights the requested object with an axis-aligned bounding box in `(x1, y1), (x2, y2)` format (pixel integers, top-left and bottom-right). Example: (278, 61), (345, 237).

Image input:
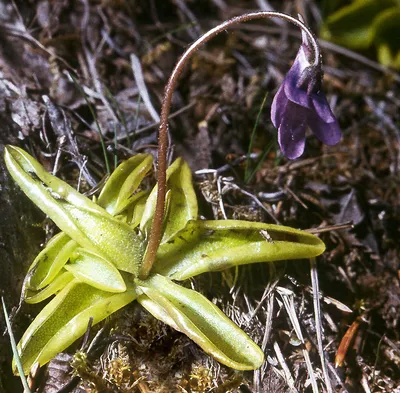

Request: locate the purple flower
(271, 34), (341, 159)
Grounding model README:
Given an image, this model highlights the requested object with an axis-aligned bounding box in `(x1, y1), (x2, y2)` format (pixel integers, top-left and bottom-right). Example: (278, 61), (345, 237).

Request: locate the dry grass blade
(310, 258), (333, 393)
(277, 287), (319, 393)
(221, 177), (280, 224)
(67, 71), (111, 175)
(319, 39), (400, 83)
(254, 292), (275, 392)
(81, 0), (118, 124)
(2, 297), (31, 393)
(130, 53), (160, 123)
(273, 340), (298, 393)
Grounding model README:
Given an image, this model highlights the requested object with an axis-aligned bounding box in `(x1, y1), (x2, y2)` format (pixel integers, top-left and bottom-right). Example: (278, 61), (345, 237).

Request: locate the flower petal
(277, 102), (308, 159)
(308, 112), (342, 146)
(311, 92), (337, 123)
(283, 47), (313, 109)
(271, 84), (288, 128)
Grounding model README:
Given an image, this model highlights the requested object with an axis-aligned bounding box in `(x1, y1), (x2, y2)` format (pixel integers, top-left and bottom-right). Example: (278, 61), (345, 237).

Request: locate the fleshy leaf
(25, 271), (74, 304)
(97, 154), (153, 216)
(136, 274), (264, 370)
(4, 146), (144, 275)
(137, 293), (179, 331)
(65, 248), (126, 292)
(155, 220), (325, 280)
(26, 232), (77, 290)
(140, 158), (198, 242)
(161, 158), (198, 242)
(320, 0), (397, 49)
(374, 8), (400, 69)
(13, 279), (136, 375)
(127, 192), (150, 228)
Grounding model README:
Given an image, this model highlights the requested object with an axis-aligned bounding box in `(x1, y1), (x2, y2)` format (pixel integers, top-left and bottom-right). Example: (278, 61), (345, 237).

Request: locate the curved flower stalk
(5, 145), (325, 375)
(144, 11), (341, 281)
(271, 29), (342, 159)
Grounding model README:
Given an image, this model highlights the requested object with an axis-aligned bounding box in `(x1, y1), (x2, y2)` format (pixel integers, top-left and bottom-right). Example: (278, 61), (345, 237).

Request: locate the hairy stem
(139, 11), (321, 279)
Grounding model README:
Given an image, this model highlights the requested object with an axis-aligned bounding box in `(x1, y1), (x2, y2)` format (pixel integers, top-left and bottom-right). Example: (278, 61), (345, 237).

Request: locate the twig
(305, 221), (354, 234)
(114, 101), (195, 143)
(327, 363), (349, 393)
(43, 95), (97, 187)
(216, 174), (228, 219)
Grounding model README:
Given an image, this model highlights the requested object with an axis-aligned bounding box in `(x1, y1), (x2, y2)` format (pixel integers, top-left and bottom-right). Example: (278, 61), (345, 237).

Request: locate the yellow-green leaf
(155, 220), (325, 280)
(320, 0), (398, 49)
(97, 154), (153, 215)
(25, 271), (74, 304)
(65, 248), (126, 292)
(140, 158), (198, 242)
(374, 8), (400, 68)
(13, 279), (136, 375)
(137, 274), (264, 370)
(26, 232), (77, 290)
(4, 145), (144, 275)
(127, 191), (150, 228)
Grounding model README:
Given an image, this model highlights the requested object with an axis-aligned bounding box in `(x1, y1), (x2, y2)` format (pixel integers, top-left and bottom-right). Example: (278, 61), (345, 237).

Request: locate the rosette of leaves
(5, 145), (325, 375)
(321, 0), (400, 69)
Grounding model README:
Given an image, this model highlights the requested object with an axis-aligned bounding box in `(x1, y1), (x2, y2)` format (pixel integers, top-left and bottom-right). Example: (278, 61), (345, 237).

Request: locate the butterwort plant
(5, 12), (334, 376)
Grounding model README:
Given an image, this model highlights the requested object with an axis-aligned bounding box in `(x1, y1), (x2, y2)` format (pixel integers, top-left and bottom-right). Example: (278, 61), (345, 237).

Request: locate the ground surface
(0, 1), (400, 392)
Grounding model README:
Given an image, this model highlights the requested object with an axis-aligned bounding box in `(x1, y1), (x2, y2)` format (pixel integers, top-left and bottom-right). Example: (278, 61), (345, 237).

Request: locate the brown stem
(139, 11), (321, 279)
